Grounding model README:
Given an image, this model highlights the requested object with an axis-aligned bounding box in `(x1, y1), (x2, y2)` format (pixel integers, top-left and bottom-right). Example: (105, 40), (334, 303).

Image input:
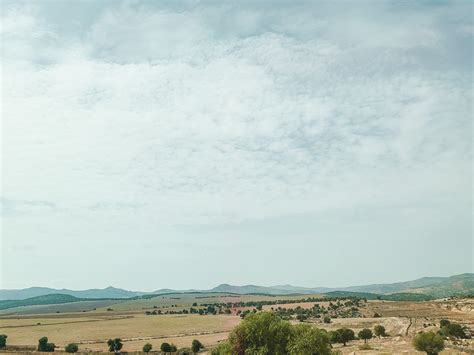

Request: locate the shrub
(412, 332), (445, 355)
(107, 338), (123, 353)
(323, 316), (331, 324)
(0, 334), (7, 349)
(373, 313), (381, 318)
(38, 337), (55, 352)
(65, 343), (78, 353)
(439, 319), (450, 328)
(143, 343), (152, 352)
(439, 322), (469, 339)
(374, 325), (386, 337)
(191, 339), (203, 353)
(161, 342), (177, 353)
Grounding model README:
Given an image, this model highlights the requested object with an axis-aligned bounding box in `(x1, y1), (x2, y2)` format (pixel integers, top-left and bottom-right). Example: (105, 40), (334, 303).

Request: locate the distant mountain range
(1, 273), (472, 301)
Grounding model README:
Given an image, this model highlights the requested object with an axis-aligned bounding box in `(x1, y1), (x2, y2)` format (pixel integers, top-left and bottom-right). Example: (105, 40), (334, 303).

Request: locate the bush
(0, 334), (7, 349)
(439, 322), (469, 339)
(228, 312), (291, 354)
(412, 332), (445, 355)
(287, 324), (331, 355)
(439, 319), (450, 328)
(161, 342), (177, 353)
(107, 338), (123, 353)
(143, 343), (152, 352)
(65, 343), (78, 353)
(38, 337), (55, 352)
(191, 339), (203, 353)
(373, 313), (381, 318)
(211, 342), (232, 355)
(374, 325), (386, 337)
(323, 316), (331, 324)
(358, 329), (373, 343)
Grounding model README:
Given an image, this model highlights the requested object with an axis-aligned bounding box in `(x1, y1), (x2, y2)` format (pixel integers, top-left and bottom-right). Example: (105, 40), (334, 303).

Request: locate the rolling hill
(1, 273), (472, 301)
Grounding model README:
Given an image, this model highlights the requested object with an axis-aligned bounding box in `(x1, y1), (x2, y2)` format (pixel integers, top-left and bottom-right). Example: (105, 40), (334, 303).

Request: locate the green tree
(161, 342), (176, 353)
(161, 342), (172, 353)
(191, 339), (203, 353)
(107, 338), (123, 353)
(412, 332), (445, 355)
(65, 343), (78, 353)
(330, 328), (355, 346)
(228, 312), (291, 355)
(143, 343), (152, 352)
(374, 325), (386, 337)
(38, 337), (55, 352)
(287, 324), (331, 355)
(358, 329), (373, 344)
(0, 334), (7, 349)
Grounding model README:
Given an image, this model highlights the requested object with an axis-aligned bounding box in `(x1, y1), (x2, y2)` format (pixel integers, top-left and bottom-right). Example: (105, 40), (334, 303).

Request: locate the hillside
(0, 286), (146, 301)
(2, 273), (472, 301)
(0, 294), (82, 310)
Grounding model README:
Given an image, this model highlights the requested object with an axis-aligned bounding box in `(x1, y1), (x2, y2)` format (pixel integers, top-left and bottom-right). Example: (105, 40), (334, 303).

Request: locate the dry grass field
(0, 295), (473, 354)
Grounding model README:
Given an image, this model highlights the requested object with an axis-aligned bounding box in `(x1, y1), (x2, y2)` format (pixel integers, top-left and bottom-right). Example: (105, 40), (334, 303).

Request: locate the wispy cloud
(1, 1), (472, 289)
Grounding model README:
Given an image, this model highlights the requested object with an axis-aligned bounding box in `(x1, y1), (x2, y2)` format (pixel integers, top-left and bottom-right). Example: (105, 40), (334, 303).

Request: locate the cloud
(0, 1), (472, 288)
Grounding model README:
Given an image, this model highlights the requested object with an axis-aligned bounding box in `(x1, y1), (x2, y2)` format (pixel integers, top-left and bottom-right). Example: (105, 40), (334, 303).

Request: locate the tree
(161, 342), (172, 353)
(228, 312), (292, 354)
(374, 325), (386, 337)
(330, 328), (355, 346)
(0, 334), (7, 349)
(412, 332), (445, 355)
(439, 322), (468, 339)
(287, 324), (331, 355)
(38, 337), (55, 352)
(191, 339), (203, 353)
(161, 342), (176, 353)
(107, 338), (123, 353)
(65, 343), (79, 353)
(358, 329), (373, 343)
(143, 343), (152, 352)
(210, 341), (232, 355)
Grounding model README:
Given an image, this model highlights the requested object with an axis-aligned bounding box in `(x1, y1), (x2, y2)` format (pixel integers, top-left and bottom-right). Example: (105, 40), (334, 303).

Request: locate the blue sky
(1, 0), (472, 290)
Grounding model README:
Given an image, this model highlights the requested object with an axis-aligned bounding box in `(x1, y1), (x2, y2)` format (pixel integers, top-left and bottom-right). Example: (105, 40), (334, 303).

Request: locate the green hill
(0, 294), (83, 310)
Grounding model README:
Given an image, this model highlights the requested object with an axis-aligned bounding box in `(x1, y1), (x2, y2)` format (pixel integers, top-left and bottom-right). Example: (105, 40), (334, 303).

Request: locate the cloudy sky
(1, 0), (472, 291)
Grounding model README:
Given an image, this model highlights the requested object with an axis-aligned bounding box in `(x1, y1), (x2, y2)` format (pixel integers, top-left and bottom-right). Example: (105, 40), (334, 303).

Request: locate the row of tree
(0, 335), (203, 354)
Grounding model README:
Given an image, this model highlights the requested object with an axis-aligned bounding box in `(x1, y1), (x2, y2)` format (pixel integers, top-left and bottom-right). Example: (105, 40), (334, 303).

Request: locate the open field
(0, 294), (473, 354)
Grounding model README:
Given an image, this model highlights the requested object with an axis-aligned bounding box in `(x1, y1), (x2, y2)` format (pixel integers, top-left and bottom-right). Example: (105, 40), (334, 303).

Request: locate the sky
(0, 0), (472, 291)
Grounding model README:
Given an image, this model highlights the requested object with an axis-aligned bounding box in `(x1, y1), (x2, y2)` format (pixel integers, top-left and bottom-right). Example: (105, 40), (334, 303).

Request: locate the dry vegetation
(0, 294), (473, 354)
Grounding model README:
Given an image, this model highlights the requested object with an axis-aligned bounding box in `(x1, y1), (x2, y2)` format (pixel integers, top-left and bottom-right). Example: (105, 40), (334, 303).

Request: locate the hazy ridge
(1, 273), (472, 301)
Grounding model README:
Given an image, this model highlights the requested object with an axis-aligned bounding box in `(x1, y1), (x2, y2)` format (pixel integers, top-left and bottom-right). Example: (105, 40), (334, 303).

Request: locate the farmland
(0, 293), (473, 354)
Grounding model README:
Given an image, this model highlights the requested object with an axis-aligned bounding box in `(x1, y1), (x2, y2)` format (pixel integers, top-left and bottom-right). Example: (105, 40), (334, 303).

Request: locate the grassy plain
(0, 293), (473, 353)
